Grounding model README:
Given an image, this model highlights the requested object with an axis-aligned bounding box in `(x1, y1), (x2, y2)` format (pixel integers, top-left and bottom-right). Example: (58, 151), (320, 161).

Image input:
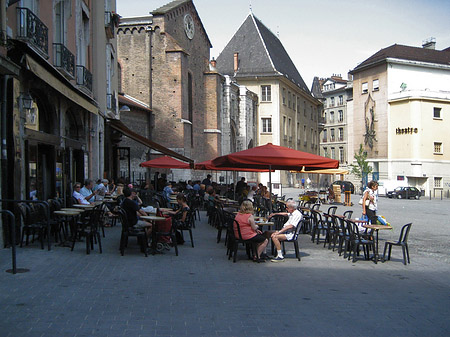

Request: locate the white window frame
(373, 79), (379, 91)
(261, 85), (271, 102)
(362, 82), (368, 94)
(261, 117), (272, 133)
(434, 177), (442, 188)
(433, 107), (441, 119)
(434, 142), (443, 155)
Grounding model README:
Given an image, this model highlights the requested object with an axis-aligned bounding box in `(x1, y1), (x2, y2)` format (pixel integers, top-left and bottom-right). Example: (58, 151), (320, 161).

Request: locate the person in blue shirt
(163, 182), (174, 203)
(80, 179), (97, 203)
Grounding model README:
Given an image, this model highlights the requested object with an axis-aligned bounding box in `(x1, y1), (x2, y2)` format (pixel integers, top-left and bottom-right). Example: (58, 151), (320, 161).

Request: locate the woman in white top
(362, 180), (378, 225)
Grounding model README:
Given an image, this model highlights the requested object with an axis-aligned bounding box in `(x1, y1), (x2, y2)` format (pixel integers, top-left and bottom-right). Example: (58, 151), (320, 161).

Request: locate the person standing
(202, 174), (212, 187)
(362, 180), (378, 225)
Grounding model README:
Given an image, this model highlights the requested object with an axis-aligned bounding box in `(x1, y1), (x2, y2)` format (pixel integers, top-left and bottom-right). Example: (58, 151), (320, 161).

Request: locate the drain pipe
(1, 75), (8, 201)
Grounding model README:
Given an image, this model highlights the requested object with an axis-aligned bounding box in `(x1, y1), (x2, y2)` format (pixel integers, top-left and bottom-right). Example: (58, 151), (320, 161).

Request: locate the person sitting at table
(121, 187), (151, 234)
(167, 193), (190, 223)
(206, 185), (221, 207)
(163, 182), (174, 204)
(234, 200), (268, 263)
(266, 199), (302, 262)
(80, 179), (97, 203)
(73, 182), (90, 205)
(246, 186), (257, 202)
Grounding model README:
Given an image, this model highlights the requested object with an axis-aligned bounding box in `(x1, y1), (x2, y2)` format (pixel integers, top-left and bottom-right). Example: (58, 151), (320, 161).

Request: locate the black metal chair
(173, 209), (195, 248)
(117, 208), (148, 257)
(18, 203), (47, 249)
(71, 205), (103, 254)
(383, 223), (412, 265)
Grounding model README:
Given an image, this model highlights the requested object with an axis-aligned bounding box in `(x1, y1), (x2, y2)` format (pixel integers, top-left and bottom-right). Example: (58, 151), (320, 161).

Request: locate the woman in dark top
(167, 193), (190, 223)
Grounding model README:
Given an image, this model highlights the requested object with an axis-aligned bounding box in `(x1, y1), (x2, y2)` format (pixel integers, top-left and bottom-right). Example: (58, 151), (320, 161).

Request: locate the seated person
(80, 179), (97, 203)
(163, 182), (174, 203)
(121, 187), (151, 234)
(73, 182), (90, 205)
(205, 185), (220, 207)
(167, 193), (190, 223)
(234, 200), (268, 262)
(266, 200), (302, 262)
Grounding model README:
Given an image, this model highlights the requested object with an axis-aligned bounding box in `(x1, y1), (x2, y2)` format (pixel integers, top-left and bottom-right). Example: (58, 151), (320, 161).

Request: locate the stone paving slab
(0, 201), (449, 336)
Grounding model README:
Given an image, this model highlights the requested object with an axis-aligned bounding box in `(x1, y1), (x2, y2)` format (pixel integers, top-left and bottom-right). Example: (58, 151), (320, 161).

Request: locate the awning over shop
(25, 55), (98, 115)
(107, 119), (193, 164)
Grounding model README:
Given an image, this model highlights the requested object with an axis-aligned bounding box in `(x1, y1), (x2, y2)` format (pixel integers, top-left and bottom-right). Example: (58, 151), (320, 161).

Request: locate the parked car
(387, 186), (421, 199)
(331, 180), (355, 194)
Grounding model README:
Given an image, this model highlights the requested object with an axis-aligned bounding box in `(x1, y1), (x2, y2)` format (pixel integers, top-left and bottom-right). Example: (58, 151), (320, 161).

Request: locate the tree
(349, 144), (372, 193)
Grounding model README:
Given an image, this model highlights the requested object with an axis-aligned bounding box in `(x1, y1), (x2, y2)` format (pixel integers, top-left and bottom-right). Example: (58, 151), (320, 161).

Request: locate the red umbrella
(140, 156), (190, 169)
(194, 160), (270, 172)
(212, 143), (339, 171)
(211, 143), (339, 210)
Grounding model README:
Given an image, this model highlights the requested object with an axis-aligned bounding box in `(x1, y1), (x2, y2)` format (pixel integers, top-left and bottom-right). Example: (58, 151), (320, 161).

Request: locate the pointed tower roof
(216, 13), (310, 93)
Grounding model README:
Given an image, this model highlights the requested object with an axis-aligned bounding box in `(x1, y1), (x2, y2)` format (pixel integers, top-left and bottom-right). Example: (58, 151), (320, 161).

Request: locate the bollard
(441, 190), (443, 200)
(1, 210), (17, 274)
(429, 190), (431, 200)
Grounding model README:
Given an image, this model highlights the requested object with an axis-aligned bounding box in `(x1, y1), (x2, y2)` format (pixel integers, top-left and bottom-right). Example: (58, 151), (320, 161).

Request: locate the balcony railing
(107, 93), (117, 111)
(76, 65), (93, 92)
(53, 43), (75, 78)
(16, 7), (48, 56)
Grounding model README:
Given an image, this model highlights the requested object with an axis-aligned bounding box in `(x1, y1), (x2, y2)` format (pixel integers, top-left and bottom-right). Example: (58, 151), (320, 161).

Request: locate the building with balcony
(349, 40), (450, 195)
(1, 0), (119, 207)
(215, 12), (322, 187)
(312, 74), (353, 170)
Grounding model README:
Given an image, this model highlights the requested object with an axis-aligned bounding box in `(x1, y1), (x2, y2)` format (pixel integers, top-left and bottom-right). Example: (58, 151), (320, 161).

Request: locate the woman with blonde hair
(234, 200), (268, 262)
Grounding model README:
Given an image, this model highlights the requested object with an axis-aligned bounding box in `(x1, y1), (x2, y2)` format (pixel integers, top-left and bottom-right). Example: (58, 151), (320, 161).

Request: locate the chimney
(233, 52), (239, 72)
(422, 37), (436, 50)
(210, 57), (216, 68)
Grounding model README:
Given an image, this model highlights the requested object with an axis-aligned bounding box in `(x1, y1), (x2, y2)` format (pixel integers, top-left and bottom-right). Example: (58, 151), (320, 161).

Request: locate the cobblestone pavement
(0, 196), (449, 337)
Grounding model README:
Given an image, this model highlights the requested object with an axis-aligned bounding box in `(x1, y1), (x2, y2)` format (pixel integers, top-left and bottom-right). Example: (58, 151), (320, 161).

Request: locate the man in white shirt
(80, 179), (97, 203)
(73, 183), (90, 205)
(267, 200), (302, 262)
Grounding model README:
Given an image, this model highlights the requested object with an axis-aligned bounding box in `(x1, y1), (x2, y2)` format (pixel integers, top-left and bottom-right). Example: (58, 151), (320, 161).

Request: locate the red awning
(140, 156), (190, 169)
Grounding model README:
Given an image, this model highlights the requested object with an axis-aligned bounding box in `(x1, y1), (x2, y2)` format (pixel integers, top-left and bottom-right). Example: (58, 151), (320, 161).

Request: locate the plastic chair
(347, 221), (377, 264)
(71, 205), (103, 254)
(174, 209), (195, 248)
(281, 219), (304, 261)
(383, 223), (412, 265)
(117, 208), (148, 257)
(229, 219), (257, 263)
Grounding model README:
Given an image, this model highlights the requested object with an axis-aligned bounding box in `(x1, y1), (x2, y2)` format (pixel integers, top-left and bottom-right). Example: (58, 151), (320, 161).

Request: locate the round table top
(363, 224), (393, 230)
(60, 208), (84, 212)
(140, 215), (166, 221)
(54, 210), (80, 216)
(72, 204), (95, 208)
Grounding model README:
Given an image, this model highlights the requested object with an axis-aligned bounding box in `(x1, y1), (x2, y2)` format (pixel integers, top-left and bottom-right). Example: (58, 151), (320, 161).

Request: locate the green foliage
(350, 144), (372, 179)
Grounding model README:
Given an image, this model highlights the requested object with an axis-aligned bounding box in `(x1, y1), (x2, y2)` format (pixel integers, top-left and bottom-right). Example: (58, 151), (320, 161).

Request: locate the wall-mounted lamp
(119, 105), (131, 113)
(20, 92), (34, 110)
(90, 128), (96, 137)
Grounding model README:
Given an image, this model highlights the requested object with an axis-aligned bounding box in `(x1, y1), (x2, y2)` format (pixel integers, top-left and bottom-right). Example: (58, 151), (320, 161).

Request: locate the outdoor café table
(139, 215), (169, 254)
(60, 208), (85, 213)
(254, 217), (274, 229)
(53, 210), (81, 246)
(72, 204), (95, 209)
(363, 224), (393, 261)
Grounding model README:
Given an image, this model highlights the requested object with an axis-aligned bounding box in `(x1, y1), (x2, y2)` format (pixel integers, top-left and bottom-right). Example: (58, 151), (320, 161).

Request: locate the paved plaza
(0, 192), (449, 337)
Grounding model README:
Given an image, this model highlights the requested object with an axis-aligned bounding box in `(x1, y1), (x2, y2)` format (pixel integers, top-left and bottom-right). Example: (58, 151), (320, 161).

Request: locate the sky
(116, 0), (450, 88)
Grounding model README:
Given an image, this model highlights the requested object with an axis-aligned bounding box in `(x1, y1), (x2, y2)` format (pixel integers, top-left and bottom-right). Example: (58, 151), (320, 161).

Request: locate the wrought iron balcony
(53, 43), (75, 78)
(107, 93), (117, 111)
(16, 7), (48, 56)
(76, 65), (93, 92)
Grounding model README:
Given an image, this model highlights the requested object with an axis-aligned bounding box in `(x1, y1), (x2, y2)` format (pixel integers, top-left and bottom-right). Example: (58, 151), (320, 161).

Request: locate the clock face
(184, 13), (195, 40)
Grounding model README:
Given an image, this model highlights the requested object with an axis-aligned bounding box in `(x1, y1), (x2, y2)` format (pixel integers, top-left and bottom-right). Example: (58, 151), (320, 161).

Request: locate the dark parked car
(387, 186), (421, 199)
(331, 180), (355, 194)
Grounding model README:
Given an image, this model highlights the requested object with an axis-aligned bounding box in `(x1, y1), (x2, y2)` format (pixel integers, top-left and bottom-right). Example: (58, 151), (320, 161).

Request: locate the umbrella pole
(269, 165), (272, 213)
